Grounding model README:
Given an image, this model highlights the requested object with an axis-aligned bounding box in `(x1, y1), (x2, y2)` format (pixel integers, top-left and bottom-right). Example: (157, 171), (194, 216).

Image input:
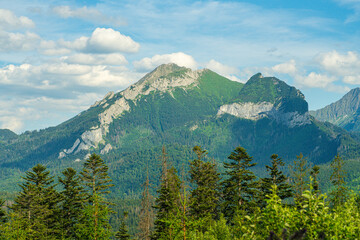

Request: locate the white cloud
(0, 30), (40, 51)
(272, 59), (297, 74)
(59, 28), (140, 53)
(296, 72), (337, 89)
(205, 59), (238, 75)
(52, 5), (126, 26)
(316, 51), (360, 76)
(0, 62), (141, 88)
(63, 53), (128, 65)
(0, 9), (34, 30)
(133, 52), (197, 71)
(0, 116), (23, 132)
(205, 59), (241, 81)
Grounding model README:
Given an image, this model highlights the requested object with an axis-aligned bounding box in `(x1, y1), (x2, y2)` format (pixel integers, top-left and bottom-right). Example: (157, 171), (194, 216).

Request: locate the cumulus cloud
(205, 59), (241, 81)
(133, 52), (197, 71)
(0, 62), (141, 88)
(316, 51), (360, 77)
(295, 72), (337, 89)
(0, 31), (40, 51)
(0, 9), (35, 30)
(52, 5), (126, 26)
(59, 28), (140, 53)
(0, 116), (23, 132)
(272, 59), (297, 74)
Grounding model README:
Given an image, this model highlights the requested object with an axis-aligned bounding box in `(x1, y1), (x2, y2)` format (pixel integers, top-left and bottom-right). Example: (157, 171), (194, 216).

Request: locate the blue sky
(1, 0), (360, 133)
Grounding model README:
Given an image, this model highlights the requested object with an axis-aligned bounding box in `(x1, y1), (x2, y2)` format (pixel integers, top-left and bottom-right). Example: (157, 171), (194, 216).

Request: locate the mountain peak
(121, 63), (203, 100)
(250, 72), (264, 80)
(311, 87), (360, 131)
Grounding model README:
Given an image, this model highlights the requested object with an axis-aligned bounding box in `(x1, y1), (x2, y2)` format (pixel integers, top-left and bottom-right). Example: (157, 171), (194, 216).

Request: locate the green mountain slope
(310, 88), (360, 131)
(0, 64), (359, 196)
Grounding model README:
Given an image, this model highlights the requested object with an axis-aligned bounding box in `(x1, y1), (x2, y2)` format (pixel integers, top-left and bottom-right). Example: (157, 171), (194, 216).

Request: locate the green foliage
(152, 167), (182, 239)
(259, 154), (293, 207)
(115, 211), (131, 240)
(221, 146), (258, 223)
(330, 155), (348, 207)
(289, 153), (311, 202)
(189, 146), (220, 228)
(58, 167), (85, 239)
(79, 153), (114, 239)
(11, 164), (61, 239)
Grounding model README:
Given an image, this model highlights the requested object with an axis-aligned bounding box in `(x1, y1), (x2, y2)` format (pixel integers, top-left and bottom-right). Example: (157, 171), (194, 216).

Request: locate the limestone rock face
(217, 102), (274, 120)
(218, 101), (311, 128)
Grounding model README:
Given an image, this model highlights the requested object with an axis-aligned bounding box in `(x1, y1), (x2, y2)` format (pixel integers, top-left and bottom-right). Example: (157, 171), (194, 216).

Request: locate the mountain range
(1, 63), (360, 195)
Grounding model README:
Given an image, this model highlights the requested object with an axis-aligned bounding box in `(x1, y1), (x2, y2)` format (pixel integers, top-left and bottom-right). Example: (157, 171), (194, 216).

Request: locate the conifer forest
(1, 145), (359, 240)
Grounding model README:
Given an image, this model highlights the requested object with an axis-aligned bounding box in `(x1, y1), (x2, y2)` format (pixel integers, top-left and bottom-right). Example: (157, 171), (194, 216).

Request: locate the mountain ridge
(310, 87), (360, 131)
(1, 63), (359, 195)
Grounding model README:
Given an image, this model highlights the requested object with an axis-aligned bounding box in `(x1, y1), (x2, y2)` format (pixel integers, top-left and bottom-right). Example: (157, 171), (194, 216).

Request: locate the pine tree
(0, 198), (6, 224)
(11, 164), (61, 239)
(310, 165), (320, 194)
(0, 198), (7, 239)
(59, 167), (85, 239)
(260, 154), (292, 207)
(79, 153), (114, 240)
(189, 146), (220, 228)
(330, 154), (348, 207)
(289, 153), (310, 203)
(115, 211), (131, 240)
(138, 168), (154, 240)
(152, 164), (182, 239)
(221, 146), (258, 223)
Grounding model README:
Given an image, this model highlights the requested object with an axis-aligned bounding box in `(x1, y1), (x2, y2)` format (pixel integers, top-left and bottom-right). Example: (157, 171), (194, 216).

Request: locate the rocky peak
(311, 87), (360, 127)
(121, 63), (203, 100)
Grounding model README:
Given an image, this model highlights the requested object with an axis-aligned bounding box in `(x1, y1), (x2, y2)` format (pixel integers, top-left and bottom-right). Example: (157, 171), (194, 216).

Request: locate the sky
(1, 0), (360, 133)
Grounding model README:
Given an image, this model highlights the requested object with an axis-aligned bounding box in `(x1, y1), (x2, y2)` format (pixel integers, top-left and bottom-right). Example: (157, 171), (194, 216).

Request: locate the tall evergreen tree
(115, 211), (131, 240)
(221, 146), (258, 223)
(152, 165), (182, 239)
(11, 164), (61, 239)
(0, 198), (7, 239)
(59, 167), (85, 239)
(0, 198), (6, 224)
(289, 153), (310, 203)
(137, 167), (154, 240)
(310, 165), (320, 194)
(79, 153), (114, 240)
(189, 146), (220, 228)
(260, 154), (292, 206)
(330, 154), (348, 207)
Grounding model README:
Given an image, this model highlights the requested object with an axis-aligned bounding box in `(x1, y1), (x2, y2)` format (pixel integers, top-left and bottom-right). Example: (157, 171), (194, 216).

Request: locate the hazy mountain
(310, 88), (360, 132)
(1, 63), (359, 195)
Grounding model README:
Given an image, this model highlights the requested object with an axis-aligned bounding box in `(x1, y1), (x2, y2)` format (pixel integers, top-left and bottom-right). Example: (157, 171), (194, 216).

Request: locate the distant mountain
(310, 88), (360, 132)
(1, 64), (359, 195)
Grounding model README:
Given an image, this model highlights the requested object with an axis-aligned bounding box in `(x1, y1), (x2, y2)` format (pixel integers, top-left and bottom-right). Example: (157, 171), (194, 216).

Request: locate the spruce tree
(221, 146), (258, 223)
(189, 146), (220, 228)
(59, 167), (85, 239)
(79, 153), (114, 240)
(138, 168), (154, 240)
(11, 164), (61, 239)
(152, 166), (182, 239)
(260, 154), (292, 206)
(310, 165), (320, 194)
(330, 154), (348, 207)
(115, 211), (131, 240)
(0, 198), (6, 224)
(0, 198), (7, 239)
(289, 153), (310, 203)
